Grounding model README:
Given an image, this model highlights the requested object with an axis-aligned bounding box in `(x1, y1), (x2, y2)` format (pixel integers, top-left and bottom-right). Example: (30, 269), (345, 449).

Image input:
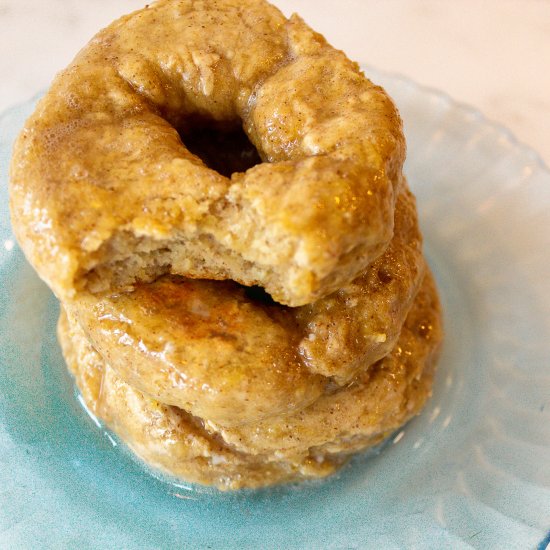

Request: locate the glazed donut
(68, 188), (425, 427)
(10, 0), (404, 306)
(58, 273), (442, 490)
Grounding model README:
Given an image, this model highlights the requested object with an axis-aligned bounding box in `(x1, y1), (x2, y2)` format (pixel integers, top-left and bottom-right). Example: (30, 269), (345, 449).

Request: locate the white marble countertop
(1, 0), (549, 166)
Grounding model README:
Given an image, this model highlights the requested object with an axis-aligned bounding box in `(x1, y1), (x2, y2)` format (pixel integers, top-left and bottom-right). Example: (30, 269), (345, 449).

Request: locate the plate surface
(1, 68), (549, 549)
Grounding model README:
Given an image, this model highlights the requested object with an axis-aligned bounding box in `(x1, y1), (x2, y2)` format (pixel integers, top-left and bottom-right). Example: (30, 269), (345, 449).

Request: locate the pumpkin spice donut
(57, 272), (442, 490)
(67, 187), (425, 427)
(10, 0), (405, 306)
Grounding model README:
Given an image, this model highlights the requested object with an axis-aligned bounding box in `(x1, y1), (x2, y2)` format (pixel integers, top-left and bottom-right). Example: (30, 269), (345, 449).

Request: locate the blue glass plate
(1, 68), (549, 549)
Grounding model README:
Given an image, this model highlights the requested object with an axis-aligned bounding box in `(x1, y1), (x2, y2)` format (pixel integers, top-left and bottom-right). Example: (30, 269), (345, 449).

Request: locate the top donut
(10, 0), (405, 306)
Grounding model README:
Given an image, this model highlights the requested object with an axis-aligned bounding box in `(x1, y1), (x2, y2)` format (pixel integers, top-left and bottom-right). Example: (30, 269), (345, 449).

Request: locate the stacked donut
(10, 0), (442, 490)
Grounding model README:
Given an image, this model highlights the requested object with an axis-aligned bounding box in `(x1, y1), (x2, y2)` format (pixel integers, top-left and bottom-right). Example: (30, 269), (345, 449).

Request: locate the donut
(58, 273), (442, 490)
(10, 0), (405, 307)
(67, 187), (425, 427)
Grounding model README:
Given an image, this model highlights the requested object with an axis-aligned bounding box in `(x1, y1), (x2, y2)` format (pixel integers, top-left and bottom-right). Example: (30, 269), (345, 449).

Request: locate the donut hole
(178, 121), (262, 178)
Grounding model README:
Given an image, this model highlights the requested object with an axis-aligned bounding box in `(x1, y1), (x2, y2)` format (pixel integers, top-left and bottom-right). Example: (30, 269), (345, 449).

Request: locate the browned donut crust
(10, 0), (405, 306)
(67, 187), (424, 427)
(58, 272), (442, 490)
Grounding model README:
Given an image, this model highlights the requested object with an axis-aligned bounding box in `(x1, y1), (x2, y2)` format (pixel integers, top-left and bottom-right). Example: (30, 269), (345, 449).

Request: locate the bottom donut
(57, 272), (443, 491)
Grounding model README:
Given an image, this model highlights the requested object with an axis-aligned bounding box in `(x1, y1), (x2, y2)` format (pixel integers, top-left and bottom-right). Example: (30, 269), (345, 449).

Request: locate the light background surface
(1, 0), (549, 166)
